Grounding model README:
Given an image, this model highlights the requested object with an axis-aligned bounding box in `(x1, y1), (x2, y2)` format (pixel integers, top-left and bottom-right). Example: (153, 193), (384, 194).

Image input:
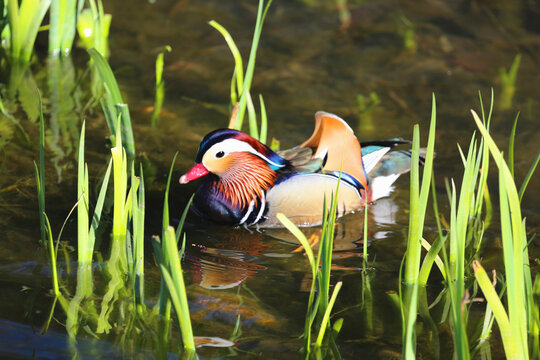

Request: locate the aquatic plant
(401, 94), (436, 359)
(34, 92), (47, 247)
(498, 54), (521, 111)
(131, 163), (145, 309)
(34, 91), (60, 296)
(209, 0), (272, 142)
(335, 0), (351, 31)
(88, 48), (136, 158)
(401, 91), (540, 359)
(76, 0), (111, 57)
(398, 15), (417, 54)
(278, 192), (345, 359)
(470, 108), (538, 359)
(152, 152), (196, 354)
(151, 46), (171, 127)
(49, 0), (82, 56)
(76, 121), (112, 264)
(356, 92), (380, 133)
(6, 0), (50, 62)
(46, 55), (84, 182)
(154, 227), (196, 354)
(402, 93), (489, 359)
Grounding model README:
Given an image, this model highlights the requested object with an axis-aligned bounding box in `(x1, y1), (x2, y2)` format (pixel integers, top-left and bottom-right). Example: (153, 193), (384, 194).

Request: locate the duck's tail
(299, 111), (370, 191)
(300, 111), (431, 204)
(368, 148), (429, 201)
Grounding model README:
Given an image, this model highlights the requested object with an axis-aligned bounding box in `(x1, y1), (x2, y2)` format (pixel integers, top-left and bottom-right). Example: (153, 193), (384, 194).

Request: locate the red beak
(179, 163), (210, 184)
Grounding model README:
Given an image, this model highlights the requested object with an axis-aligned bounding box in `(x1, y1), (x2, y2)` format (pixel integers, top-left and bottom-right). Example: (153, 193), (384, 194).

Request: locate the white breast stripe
(213, 139), (285, 168)
(239, 200), (255, 225)
(362, 147), (391, 174)
(250, 191), (266, 225)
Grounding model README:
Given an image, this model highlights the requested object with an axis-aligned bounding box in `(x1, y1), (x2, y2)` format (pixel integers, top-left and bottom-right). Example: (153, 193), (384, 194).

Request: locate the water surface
(0, 0), (539, 358)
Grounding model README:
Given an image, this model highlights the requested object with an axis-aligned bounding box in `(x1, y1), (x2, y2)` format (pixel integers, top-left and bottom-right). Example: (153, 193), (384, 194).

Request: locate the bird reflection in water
(185, 197), (401, 290)
(265, 198), (401, 269)
(186, 230), (268, 290)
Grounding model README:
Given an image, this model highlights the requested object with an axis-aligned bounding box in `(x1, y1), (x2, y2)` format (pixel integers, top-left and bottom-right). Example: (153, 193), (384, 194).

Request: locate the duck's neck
(216, 156), (277, 209)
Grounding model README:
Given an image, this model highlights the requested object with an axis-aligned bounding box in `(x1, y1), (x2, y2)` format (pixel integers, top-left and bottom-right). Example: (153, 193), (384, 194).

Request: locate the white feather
(210, 139), (285, 168)
(362, 147), (391, 174)
(370, 173), (400, 201)
(250, 191), (266, 225)
(239, 200), (255, 225)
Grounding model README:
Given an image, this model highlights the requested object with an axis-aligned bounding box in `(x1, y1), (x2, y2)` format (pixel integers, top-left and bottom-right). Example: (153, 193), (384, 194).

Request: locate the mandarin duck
(180, 112), (420, 227)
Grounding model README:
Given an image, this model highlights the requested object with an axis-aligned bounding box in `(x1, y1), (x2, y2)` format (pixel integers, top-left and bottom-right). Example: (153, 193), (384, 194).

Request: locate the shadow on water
(0, 0), (539, 359)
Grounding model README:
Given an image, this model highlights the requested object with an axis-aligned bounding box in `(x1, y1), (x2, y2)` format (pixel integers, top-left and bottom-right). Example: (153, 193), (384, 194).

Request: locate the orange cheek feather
(204, 155), (234, 176)
(217, 153), (277, 208)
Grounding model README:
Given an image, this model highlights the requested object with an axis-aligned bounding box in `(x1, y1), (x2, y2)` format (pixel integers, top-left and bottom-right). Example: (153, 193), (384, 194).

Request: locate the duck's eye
(215, 151), (225, 158)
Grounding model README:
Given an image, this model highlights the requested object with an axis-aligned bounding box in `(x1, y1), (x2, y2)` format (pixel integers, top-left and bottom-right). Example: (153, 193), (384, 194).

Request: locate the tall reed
(400, 91), (539, 359)
(88, 48), (136, 157)
(498, 54), (521, 111)
(6, 0), (50, 62)
(35, 91), (46, 246)
(209, 0), (272, 142)
(151, 46), (171, 127)
(153, 154), (196, 355)
(401, 94), (436, 359)
(278, 190), (344, 359)
(34, 91), (61, 297)
(470, 109), (537, 359)
(76, 0), (111, 57)
(49, 0), (81, 56)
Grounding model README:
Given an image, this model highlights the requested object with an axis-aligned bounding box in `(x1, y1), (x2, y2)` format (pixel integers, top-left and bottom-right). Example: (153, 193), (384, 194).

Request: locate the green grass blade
(404, 124), (420, 284)
(314, 281), (343, 347)
(151, 45), (171, 127)
(8, 0), (51, 62)
(363, 203), (368, 264)
(403, 95), (437, 358)
(246, 91), (258, 139)
(117, 104), (135, 158)
(473, 260), (517, 358)
(209, 20), (244, 99)
(175, 193), (194, 244)
(87, 157), (112, 252)
(259, 94), (267, 143)
(162, 226), (196, 351)
(276, 213), (316, 275)
(276, 212), (318, 355)
(508, 113), (519, 177)
(36, 90), (46, 246)
(132, 163), (145, 307)
(234, 0), (272, 130)
(472, 110), (529, 358)
(158, 152), (179, 320)
(418, 235), (447, 285)
(77, 121), (90, 262)
(44, 213), (61, 296)
(163, 152), (179, 239)
(416, 93), (437, 254)
(518, 149), (540, 202)
(88, 48), (136, 156)
(49, 0), (78, 56)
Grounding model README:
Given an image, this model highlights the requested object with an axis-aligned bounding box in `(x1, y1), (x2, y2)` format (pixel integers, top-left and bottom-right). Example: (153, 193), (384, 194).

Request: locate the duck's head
(180, 129), (287, 184)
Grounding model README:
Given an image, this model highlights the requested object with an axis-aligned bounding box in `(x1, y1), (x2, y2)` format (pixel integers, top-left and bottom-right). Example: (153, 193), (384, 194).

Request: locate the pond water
(0, 0), (539, 359)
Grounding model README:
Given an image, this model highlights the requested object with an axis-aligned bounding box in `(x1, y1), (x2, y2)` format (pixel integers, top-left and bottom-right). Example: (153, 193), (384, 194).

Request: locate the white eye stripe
(208, 139), (285, 168)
